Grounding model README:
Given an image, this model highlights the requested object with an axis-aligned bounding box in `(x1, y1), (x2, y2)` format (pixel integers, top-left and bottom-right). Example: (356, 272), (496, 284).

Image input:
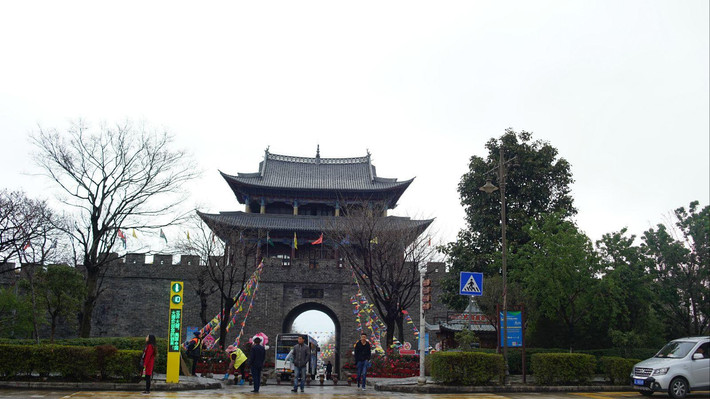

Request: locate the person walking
(249, 337), (266, 393)
(140, 334), (156, 395)
(353, 333), (371, 391)
(187, 331), (204, 376)
(325, 361), (333, 380)
(309, 343), (318, 379)
(290, 335), (310, 393)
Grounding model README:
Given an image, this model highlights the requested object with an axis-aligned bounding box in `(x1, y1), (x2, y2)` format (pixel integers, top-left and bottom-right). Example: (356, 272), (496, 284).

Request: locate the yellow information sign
(166, 281), (183, 383)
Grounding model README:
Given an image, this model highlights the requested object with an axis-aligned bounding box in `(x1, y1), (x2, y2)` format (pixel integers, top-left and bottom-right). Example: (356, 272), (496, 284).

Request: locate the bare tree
(31, 120), (200, 337)
(331, 202), (435, 347)
(197, 213), (261, 349)
(171, 213), (219, 326)
(0, 190), (66, 268)
(0, 190), (67, 342)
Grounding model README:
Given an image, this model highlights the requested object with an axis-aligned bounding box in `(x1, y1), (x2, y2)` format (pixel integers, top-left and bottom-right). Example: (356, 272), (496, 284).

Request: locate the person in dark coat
(353, 333), (371, 390)
(325, 361), (333, 380)
(187, 331), (204, 376)
(249, 337), (266, 393)
(141, 334), (156, 394)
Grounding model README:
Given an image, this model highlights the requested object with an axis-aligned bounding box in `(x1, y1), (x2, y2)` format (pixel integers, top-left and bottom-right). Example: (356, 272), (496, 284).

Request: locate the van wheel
(640, 391), (653, 396)
(668, 377), (689, 399)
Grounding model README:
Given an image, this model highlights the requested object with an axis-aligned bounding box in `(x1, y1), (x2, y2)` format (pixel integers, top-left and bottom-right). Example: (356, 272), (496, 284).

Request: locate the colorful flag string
(196, 261), (264, 347)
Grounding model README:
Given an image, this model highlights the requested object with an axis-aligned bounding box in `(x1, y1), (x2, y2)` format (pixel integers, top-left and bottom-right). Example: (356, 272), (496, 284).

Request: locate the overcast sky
(1, 1), (708, 254)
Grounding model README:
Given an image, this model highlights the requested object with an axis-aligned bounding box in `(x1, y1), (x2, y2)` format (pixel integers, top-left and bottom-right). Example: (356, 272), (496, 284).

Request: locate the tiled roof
(221, 150), (414, 191)
(197, 211), (433, 234)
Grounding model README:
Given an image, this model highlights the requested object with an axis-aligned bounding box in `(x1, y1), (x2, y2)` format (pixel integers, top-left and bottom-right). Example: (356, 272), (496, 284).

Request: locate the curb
(375, 382), (635, 394)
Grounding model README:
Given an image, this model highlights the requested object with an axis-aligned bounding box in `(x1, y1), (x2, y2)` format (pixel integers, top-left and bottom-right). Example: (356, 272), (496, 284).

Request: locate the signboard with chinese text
(166, 281), (183, 383)
(499, 311), (523, 348)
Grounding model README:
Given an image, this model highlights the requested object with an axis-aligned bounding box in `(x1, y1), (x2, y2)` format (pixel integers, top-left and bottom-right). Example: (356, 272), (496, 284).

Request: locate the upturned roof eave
(197, 211), (433, 235)
(220, 170), (415, 203)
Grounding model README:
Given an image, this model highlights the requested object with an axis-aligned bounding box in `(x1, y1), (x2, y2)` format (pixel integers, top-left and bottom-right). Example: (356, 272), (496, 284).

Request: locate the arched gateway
(282, 303), (341, 371)
(194, 148), (432, 376)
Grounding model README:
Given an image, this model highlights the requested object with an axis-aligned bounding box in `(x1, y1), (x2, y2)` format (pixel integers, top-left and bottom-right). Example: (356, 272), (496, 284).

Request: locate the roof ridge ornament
(261, 146), (270, 177)
(366, 149), (374, 183)
(316, 145), (321, 164)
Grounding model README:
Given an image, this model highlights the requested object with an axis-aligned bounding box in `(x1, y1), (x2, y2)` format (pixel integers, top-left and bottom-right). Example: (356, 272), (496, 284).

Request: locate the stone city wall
(1, 256), (448, 375)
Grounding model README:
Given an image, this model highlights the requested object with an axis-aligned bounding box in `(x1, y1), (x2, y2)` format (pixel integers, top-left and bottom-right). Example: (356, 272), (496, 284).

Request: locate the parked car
(631, 336), (709, 399)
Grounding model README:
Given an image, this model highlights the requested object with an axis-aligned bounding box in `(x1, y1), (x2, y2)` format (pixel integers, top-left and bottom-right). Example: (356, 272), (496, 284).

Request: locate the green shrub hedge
(462, 347), (655, 375)
(0, 337), (168, 375)
(599, 356), (640, 385)
(430, 351), (504, 385)
(0, 344), (142, 381)
(530, 353), (596, 385)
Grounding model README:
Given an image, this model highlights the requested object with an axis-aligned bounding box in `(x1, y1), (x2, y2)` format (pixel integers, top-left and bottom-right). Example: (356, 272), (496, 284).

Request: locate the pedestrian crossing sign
(459, 272), (483, 296)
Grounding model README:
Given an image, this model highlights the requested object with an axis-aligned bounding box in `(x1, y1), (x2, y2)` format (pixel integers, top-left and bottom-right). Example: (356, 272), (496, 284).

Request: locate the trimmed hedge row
(0, 344), (141, 381)
(530, 353), (596, 385)
(459, 347), (656, 375)
(0, 337), (168, 374)
(430, 351), (504, 385)
(599, 356), (640, 385)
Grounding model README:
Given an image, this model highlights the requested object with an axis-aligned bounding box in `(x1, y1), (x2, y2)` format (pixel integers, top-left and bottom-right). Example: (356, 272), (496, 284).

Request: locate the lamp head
(479, 179), (499, 194)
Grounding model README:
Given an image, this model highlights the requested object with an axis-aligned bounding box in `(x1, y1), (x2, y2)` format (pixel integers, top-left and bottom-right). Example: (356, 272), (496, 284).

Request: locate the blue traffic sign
(459, 272), (483, 296)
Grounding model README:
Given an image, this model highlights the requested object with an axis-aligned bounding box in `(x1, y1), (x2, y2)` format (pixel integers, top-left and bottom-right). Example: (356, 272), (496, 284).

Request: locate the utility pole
(479, 145), (515, 384)
(418, 264), (426, 385)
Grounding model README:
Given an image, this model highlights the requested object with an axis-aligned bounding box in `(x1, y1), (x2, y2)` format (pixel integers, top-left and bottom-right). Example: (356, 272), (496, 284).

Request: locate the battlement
(105, 252), (204, 266)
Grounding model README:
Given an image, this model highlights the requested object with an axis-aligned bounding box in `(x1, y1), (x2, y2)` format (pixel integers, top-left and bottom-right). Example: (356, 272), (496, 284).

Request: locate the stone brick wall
(85, 255), (434, 375)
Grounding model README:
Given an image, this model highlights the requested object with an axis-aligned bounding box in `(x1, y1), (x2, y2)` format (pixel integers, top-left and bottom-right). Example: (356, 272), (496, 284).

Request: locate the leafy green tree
(441, 129), (576, 311)
(454, 327), (480, 351)
(593, 229), (663, 348)
(469, 275), (525, 341)
(642, 201), (709, 337)
(0, 286), (34, 338)
(511, 213), (598, 350)
(35, 265), (87, 342)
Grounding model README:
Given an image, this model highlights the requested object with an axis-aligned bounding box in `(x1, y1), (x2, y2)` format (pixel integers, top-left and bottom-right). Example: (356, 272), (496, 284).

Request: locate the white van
(631, 336), (709, 399)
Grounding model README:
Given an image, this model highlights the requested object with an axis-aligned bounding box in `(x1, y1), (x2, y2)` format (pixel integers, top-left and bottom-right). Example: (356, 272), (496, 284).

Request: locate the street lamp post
(479, 146), (514, 384)
(418, 264), (426, 385)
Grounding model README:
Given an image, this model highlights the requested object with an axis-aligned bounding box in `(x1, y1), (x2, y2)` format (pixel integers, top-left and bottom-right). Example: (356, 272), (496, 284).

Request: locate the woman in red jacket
(141, 335), (156, 394)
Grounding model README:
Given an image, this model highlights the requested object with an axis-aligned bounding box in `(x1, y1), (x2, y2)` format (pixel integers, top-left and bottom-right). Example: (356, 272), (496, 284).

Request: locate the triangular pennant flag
(160, 229), (168, 244)
(311, 233), (323, 245)
(117, 229), (127, 248)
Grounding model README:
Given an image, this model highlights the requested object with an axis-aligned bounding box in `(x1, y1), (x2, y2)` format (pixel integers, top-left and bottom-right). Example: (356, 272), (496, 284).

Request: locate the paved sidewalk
(0, 374), (221, 391)
(0, 373), (635, 394)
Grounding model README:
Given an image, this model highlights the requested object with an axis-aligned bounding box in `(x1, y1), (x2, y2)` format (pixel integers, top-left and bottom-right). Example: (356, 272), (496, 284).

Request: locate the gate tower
(198, 147), (432, 375)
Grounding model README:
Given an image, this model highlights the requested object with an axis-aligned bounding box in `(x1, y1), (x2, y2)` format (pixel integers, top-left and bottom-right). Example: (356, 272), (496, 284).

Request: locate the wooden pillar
(293, 200), (299, 215)
(260, 198), (266, 214)
(335, 202), (340, 217)
(244, 196), (251, 213)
